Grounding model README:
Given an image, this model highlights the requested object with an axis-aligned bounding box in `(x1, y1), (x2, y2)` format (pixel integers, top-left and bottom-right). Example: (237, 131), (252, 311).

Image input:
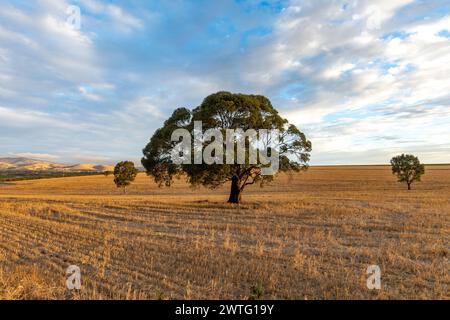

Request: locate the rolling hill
(0, 157), (114, 172)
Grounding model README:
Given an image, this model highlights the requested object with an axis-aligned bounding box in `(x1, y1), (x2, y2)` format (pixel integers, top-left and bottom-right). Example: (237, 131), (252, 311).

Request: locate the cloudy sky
(0, 0), (449, 165)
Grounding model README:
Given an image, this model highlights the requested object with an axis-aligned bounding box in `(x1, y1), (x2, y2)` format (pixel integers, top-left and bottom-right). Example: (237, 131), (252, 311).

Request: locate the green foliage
(142, 92), (312, 202)
(142, 107), (191, 187)
(390, 154), (425, 190)
(113, 161), (138, 191)
(103, 171), (113, 177)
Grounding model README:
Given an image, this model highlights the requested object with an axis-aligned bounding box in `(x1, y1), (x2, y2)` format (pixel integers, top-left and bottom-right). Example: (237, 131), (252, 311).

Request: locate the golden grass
(0, 166), (448, 299)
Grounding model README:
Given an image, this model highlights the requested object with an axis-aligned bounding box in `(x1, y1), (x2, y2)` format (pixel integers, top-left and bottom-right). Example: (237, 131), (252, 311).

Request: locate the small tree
(390, 154), (425, 190)
(103, 171), (113, 177)
(113, 161), (138, 193)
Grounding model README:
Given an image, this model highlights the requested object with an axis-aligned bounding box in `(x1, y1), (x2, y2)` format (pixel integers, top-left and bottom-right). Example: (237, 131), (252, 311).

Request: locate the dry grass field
(0, 165), (448, 300)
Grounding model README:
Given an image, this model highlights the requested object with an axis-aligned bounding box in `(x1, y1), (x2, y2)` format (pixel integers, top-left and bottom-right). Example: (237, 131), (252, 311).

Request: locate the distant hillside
(0, 157), (114, 172)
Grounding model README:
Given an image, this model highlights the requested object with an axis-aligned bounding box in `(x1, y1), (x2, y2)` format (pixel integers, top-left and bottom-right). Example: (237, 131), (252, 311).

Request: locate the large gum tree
(142, 92), (312, 203)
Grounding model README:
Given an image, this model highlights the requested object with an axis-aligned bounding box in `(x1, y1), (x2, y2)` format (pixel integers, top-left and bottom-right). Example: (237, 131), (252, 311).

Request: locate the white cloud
(79, 86), (102, 101)
(0, 106), (78, 129)
(9, 152), (60, 161)
(106, 5), (143, 31)
(72, 154), (112, 163)
(79, 0), (144, 32)
(321, 63), (356, 79)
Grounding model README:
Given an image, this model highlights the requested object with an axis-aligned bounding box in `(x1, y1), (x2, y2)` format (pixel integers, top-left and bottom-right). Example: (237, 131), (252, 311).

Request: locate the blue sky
(0, 0), (449, 165)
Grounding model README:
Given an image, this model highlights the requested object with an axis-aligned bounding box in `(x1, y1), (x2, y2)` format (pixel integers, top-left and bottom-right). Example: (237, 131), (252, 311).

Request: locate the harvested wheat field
(0, 165), (448, 300)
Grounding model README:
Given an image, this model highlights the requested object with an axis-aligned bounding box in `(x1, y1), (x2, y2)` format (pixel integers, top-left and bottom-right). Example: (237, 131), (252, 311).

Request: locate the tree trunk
(407, 182), (411, 190)
(228, 176), (241, 204)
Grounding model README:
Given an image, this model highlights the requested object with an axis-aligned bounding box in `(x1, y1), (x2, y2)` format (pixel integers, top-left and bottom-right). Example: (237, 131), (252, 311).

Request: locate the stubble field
(0, 166), (448, 299)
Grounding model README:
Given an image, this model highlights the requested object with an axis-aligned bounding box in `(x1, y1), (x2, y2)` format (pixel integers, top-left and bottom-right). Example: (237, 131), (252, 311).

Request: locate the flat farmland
(0, 166), (448, 299)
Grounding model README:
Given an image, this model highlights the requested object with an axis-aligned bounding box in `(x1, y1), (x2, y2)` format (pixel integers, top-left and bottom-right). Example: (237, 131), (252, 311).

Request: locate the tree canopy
(142, 91), (312, 203)
(114, 161), (138, 193)
(390, 154), (425, 190)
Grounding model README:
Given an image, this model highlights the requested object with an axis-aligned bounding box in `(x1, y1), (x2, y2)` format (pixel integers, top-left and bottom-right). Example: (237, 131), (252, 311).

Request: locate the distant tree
(113, 161), (138, 193)
(103, 171), (113, 177)
(142, 91), (312, 203)
(390, 154), (425, 190)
